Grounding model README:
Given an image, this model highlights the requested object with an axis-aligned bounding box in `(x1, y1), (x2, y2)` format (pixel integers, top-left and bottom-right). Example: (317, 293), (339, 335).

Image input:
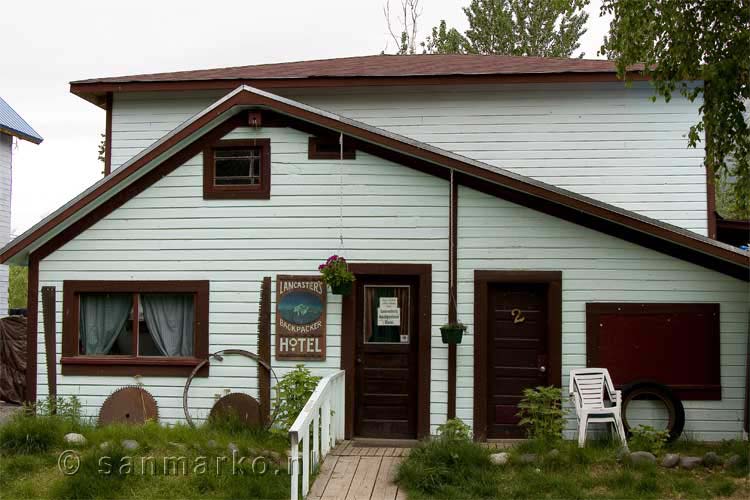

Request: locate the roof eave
(0, 125), (43, 145)
(70, 71), (649, 109)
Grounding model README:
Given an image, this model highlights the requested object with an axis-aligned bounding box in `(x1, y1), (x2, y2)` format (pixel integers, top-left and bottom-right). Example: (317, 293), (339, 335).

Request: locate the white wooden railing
(289, 370), (346, 500)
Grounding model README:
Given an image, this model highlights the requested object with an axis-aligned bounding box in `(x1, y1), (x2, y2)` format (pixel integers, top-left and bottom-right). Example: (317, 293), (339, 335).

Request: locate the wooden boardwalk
(307, 441), (411, 500)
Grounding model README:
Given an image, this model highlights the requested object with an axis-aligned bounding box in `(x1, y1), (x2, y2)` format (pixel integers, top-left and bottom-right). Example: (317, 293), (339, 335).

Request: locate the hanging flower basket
(330, 281), (353, 296)
(318, 255), (355, 296)
(440, 323), (467, 344)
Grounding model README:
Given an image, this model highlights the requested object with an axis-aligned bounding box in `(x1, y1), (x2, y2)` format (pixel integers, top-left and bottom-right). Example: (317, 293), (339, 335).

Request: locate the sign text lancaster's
(275, 275), (326, 360)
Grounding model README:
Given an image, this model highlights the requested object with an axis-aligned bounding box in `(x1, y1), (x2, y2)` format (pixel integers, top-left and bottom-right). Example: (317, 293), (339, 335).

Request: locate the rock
(99, 441), (111, 451)
(121, 439), (140, 451)
(63, 433), (87, 446)
(490, 452), (509, 465)
(726, 454), (742, 468)
(267, 451), (287, 464)
(615, 447), (630, 462)
(518, 453), (537, 464)
(661, 453), (680, 468)
(206, 439), (218, 449)
(703, 452), (722, 468)
(168, 442), (186, 451)
(679, 456), (703, 470)
(629, 451), (657, 465)
(228, 442), (240, 454)
(547, 449), (560, 459)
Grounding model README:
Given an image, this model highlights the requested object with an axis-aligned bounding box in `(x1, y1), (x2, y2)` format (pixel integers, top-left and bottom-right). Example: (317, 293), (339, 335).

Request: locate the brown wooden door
(487, 283), (548, 438)
(354, 276), (418, 438)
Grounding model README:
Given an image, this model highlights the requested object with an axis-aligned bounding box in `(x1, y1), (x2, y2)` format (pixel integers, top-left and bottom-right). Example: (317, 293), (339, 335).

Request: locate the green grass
(396, 437), (750, 500)
(0, 412), (291, 500)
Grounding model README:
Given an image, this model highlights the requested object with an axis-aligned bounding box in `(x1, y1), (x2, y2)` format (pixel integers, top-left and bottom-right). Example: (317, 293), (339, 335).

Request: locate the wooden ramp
(307, 441), (411, 500)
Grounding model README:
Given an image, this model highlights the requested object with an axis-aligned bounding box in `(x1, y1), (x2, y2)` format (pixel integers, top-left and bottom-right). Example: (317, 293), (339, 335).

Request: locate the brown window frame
(61, 281), (210, 377)
(308, 136), (355, 160)
(203, 139), (271, 199)
(586, 302), (721, 400)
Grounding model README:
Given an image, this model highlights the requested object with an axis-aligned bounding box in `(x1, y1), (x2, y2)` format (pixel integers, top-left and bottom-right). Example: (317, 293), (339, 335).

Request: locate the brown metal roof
(72, 54), (633, 84)
(70, 55), (646, 106)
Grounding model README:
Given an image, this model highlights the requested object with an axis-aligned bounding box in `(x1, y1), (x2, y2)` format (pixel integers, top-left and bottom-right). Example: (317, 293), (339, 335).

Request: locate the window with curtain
(363, 285), (410, 344)
(79, 292), (195, 358)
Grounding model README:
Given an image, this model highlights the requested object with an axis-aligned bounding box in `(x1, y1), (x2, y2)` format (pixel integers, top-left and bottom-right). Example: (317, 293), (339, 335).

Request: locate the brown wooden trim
(4, 90), (746, 282)
(472, 270), (562, 441)
(308, 136), (355, 160)
(447, 172), (458, 420)
(70, 71), (650, 107)
(41, 286), (57, 403)
(706, 163), (717, 239)
(59, 357), (207, 377)
(103, 92), (112, 176)
(341, 263), (432, 439)
(25, 254), (39, 403)
(61, 280), (209, 377)
(585, 302), (721, 400)
(203, 138), (271, 199)
(258, 276), (271, 425)
(745, 309), (749, 432)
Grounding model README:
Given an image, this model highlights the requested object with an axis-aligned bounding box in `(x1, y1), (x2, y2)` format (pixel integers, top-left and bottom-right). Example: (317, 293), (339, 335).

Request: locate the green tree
(8, 265), (28, 310)
(423, 0), (589, 57)
(600, 0), (750, 212)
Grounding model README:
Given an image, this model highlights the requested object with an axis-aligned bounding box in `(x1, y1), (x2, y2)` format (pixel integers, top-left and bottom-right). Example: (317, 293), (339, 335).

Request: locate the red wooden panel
(586, 303), (721, 400)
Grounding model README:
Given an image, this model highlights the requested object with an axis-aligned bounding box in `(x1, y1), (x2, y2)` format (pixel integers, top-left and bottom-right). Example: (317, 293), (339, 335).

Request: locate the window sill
(60, 356), (209, 377)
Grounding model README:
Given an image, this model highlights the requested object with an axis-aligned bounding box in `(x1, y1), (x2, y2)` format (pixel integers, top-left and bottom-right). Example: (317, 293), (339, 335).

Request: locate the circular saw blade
(98, 386), (159, 425)
(209, 393), (261, 428)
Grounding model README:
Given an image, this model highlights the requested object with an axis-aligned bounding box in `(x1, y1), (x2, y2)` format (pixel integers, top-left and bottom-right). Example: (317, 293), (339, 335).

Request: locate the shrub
(35, 395), (83, 421)
(436, 418), (471, 442)
(273, 365), (321, 430)
(0, 413), (62, 454)
(516, 386), (567, 443)
(396, 439), (492, 496)
(629, 425), (669, 455)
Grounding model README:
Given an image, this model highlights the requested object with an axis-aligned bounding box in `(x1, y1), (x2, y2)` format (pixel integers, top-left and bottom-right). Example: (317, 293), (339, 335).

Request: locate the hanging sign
(377, 296), (401, 326)
(275, 275), (326, 360)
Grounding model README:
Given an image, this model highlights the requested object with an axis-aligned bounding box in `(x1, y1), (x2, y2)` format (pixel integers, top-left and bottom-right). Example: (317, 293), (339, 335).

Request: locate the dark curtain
(365, 286), (410, 343)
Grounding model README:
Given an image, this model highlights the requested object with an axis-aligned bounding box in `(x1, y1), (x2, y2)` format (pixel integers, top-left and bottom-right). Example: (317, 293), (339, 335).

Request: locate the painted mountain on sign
(278, 291), (324, 325)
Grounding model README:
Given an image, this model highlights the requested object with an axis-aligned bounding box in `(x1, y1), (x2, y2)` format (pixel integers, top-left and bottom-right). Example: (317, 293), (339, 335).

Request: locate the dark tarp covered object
(0, 316), (27, 403)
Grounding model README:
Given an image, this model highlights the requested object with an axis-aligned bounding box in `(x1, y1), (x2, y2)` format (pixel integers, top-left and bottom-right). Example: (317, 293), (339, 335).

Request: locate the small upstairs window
(309, 135), (355, 160)
(204, 139), (270, 199)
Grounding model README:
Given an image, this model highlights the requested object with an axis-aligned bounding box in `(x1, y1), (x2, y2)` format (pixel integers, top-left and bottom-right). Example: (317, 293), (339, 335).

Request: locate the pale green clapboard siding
(110, 82), (708, 235)
(456, 185), (748, 441)
(38, 125), (450, 426)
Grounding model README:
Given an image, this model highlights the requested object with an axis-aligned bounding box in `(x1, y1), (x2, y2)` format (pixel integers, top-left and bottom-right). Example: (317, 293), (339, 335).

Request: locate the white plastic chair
(569, 368), (628, 448)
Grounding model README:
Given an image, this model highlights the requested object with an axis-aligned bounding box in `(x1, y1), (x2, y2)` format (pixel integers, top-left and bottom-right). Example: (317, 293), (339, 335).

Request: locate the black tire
(621, 380), (685, 443)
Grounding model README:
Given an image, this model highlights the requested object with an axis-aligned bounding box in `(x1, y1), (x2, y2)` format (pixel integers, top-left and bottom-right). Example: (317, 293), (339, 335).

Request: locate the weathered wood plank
(321, 456), (359, 500)
(347, 456), (381, 500)
(307, 455), (338, 500)
(370, 456), (400, 500)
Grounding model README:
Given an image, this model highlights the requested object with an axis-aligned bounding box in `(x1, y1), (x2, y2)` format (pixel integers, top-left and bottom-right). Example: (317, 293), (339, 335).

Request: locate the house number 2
(511, 309), (526, 324)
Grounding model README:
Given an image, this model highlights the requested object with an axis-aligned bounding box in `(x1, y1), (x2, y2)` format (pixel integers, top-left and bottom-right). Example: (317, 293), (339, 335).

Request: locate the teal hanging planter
(440, 323), (466, 344)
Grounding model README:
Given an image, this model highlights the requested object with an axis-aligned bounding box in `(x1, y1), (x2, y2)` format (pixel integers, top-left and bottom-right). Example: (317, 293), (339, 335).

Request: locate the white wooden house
(0, 97), (42, 315)
(1, 55), (747, 441)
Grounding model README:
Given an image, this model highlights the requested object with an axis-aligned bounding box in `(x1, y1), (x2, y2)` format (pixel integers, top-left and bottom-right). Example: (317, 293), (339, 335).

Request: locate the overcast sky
(2, 0), (610, 237)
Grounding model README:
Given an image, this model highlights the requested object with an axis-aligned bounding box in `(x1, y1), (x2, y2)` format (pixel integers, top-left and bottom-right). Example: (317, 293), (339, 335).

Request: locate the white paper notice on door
(379, 297), (398, 309)
(377, 307), (401, 326)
